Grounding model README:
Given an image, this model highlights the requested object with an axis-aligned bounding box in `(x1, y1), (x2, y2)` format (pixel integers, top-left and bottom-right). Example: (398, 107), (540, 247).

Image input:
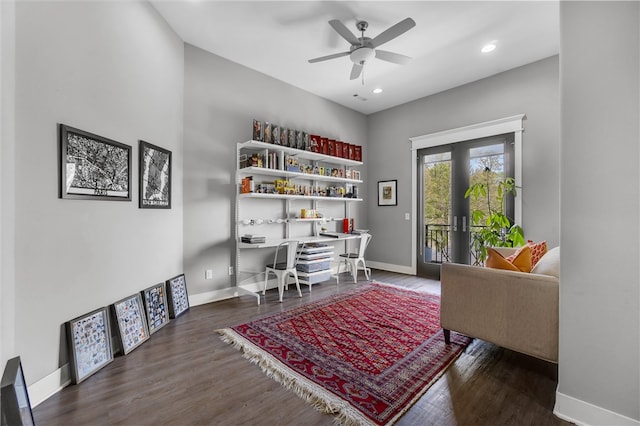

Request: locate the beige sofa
(440, 246), (560, 363)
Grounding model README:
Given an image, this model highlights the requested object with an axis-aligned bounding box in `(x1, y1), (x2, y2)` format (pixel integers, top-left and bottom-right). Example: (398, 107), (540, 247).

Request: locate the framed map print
(139, 140), (172, 209)
(59, 124), (131, 201)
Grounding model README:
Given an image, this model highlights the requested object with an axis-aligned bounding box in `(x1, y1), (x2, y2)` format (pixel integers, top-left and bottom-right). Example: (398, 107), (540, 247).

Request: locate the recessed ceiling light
(481, 43), (497, 53)
(373, 88), (383, 94)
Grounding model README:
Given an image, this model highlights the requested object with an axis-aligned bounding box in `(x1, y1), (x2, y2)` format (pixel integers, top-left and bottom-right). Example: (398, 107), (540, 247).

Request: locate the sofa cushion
(486, 246), (532, 272)
(531, 246), (560, 277)
(527, 240), (548, 267)
(506, 240), (547, 266)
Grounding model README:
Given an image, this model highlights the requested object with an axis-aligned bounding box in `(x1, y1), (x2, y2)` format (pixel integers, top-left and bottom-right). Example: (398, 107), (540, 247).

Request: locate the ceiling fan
(308, 17), (416, 81)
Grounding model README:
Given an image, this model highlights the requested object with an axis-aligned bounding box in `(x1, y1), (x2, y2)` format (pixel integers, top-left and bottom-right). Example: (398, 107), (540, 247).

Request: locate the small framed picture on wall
(378, 179), (398, 206)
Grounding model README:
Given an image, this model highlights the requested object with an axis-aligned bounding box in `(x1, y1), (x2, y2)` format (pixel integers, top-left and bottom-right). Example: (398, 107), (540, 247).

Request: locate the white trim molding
(408, 114), (525, 275)
(554, 391), (640, 426)
(28, 364), (71, 408)
(366, 261), (414, 276)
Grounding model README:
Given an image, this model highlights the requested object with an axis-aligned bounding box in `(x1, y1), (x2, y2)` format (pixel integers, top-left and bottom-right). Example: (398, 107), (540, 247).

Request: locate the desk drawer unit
(298, 270), (332, 285)
(296, 259), (332, 273)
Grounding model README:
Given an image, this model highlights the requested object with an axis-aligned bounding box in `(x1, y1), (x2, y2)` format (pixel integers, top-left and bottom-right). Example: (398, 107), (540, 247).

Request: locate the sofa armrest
(440, 262), (559, 362)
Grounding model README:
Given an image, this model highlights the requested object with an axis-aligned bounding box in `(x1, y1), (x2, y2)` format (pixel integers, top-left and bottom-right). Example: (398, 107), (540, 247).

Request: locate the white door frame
(409, 114), (525, 275)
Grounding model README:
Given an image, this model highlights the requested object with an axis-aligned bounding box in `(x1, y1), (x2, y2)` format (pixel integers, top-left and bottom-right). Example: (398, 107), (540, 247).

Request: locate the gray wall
(367, 56), (560, 267)
(183, 44), (368, 296)
(8, 1), (184, 383)
(559, 1), (639, 421)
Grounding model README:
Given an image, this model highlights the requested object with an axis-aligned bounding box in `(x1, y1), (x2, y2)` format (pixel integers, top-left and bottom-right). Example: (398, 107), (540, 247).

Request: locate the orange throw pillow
(527, 240), (547, 267)
(486, 246), (532, 272)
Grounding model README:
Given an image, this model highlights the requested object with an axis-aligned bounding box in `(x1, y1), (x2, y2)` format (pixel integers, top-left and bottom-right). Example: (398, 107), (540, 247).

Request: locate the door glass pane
(423, 152), (451, 263)
(468, 143), (505, 264)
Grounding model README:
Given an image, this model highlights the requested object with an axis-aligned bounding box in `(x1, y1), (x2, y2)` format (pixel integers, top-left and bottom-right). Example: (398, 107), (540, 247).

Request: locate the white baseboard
(28, 364), (71, 408)
(554, 391), (640, 426)
(188, 287), (241, 306)
(367, 261), (414, 275)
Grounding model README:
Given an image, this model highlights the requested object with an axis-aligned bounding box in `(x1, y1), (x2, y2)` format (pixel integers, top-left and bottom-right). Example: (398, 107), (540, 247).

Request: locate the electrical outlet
(228, 266), (234, 276)
(405, 212), (410, 221)
(205, 269), (213, 280)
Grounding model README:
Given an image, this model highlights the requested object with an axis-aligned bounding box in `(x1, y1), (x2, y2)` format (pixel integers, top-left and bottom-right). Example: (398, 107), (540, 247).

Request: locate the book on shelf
(241, 234), (266, 244)
(319, 232), (342, 238)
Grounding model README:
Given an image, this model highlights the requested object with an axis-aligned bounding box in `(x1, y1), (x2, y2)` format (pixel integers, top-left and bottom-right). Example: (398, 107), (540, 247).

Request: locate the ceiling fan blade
(329, 19), (360, 46)
(375, 50), (413, 65)
(371, 17), (416, 48)
(350, 63), (363, 80)
(308, 51), (350, 63)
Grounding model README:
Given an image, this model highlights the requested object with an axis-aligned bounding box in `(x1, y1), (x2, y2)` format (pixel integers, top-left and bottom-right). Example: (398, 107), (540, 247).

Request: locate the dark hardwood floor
(34, 270), (568, 425)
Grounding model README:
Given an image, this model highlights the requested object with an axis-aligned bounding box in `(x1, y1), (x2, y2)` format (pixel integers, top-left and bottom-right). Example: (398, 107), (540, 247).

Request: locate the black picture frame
(139, 140), (172, 209)
(141, 282), (170, 334)
(378, 179), (398, 206)
(66, 307), (114, 384)
(112, 293), (151, 355)
(1, 356), (35, 426)
(166, 274), (190, 319)
(58, 124), (131, 201)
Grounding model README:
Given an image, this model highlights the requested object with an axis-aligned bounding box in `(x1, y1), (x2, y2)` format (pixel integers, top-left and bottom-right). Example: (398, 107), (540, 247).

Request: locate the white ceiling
(151, 1), (559, 115)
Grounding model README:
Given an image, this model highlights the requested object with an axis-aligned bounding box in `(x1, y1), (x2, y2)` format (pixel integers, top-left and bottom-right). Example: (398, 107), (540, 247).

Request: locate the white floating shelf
(238, 140), (363, 167)
(237, 166), (362, 184)
(238, 193), (362, 202)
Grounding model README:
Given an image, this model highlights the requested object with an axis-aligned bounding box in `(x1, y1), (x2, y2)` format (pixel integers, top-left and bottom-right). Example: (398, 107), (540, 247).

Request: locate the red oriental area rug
(217, 282), (471, 426)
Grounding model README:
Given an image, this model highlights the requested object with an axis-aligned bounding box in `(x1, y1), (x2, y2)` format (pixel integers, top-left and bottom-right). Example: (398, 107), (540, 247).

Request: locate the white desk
(237, 233), (363, 304)
(238, 233), (361, 249)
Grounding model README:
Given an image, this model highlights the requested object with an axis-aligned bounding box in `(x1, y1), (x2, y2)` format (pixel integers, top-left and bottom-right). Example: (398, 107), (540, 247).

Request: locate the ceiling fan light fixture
(350, 47), (375, 65)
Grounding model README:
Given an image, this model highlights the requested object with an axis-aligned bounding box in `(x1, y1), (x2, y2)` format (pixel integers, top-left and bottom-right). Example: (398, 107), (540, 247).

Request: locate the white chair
(263, 240), (303, 302)
(337, 233), (372, 283)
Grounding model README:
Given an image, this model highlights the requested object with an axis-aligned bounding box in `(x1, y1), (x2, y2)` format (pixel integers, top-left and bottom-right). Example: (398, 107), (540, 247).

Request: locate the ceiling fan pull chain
(361, 65), (365, 85)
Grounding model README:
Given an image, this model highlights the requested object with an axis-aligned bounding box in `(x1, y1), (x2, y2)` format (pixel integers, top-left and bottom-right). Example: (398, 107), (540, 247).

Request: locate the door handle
(453, 216), (457, 232)
(462, 216), (467, 232)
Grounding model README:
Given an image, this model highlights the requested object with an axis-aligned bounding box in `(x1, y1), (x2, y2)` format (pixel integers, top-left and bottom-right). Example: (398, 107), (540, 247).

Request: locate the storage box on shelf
(234, 140), (364, 303)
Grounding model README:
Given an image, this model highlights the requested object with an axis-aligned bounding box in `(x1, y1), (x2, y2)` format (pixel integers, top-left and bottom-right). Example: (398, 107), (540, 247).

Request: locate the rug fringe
(216, 328), (376, 426)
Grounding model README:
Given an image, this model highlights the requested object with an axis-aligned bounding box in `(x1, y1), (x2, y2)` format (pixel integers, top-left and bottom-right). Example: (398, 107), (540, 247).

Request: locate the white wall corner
(554, 391), (640, 426)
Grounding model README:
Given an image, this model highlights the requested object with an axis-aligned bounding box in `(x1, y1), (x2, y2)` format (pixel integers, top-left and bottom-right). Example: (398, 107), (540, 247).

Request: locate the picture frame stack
(65, 274), (190, 385)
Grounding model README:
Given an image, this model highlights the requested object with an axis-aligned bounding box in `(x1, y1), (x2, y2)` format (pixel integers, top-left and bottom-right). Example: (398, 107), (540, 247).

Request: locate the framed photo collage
(65, 274), (189, 384)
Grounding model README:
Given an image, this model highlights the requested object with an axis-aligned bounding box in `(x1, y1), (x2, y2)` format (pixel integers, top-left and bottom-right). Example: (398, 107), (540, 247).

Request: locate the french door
(417, 134), (514, 278)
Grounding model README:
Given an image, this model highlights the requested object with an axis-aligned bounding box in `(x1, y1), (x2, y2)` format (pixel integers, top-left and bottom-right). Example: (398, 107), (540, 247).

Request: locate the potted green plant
(465, 168), (525, 262)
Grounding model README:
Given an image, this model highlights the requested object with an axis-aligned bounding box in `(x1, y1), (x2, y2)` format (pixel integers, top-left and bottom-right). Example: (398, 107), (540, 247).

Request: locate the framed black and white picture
(139, 140), (172, 209)
(1, 356), (35, 426)
(59, 124), (131, 201)
(166, 274), (189, 319)
(112, 293), (150, 355)
(141, 282), (170, 334)
(66, 307), (114, 384)
(378, 179), (398, 206)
